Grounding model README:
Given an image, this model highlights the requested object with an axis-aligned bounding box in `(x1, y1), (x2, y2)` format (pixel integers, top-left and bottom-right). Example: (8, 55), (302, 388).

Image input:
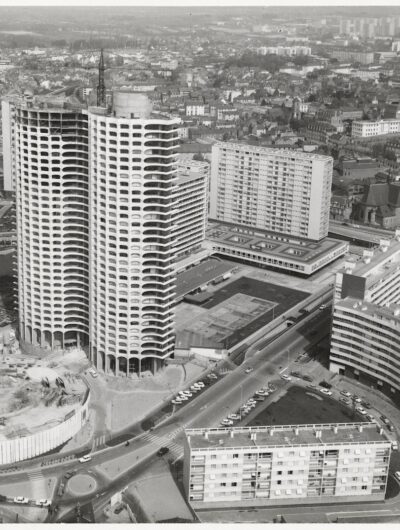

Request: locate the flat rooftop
(213, 141), (332, 162)
(346, 238), (400, 278)
(186, 423), (390, 451)
(176, 258), (236, 299)
(335, 296), (400, 322)
(207, 220), (347, 265)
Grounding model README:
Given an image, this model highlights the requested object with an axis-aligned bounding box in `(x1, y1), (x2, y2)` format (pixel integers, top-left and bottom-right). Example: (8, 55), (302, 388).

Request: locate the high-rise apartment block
(330, 234), (400, 394)
(2, 99), (90, 350)
(210, 142), (332, 241)
(173, 157), (209, 261)
(3, 92), (195, 376)
(183, 424), (391, 508)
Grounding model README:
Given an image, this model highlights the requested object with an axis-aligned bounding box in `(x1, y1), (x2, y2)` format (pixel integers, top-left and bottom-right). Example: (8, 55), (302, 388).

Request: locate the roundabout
(66, 473), (98, 497)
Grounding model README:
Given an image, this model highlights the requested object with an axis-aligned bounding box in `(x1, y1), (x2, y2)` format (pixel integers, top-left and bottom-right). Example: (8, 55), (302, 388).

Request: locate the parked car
(79, 454), (92, 463)
(196, 382), (205, 388)
(319, 304), (327, 310)
(339, 397), (350, 404)
(303, 375), (313, 382)
(361, 401), (371, 409)
(387, 424), (395, 432)
(256, 390), (267, 396)
(380, 415), (390, 425)
(14, 496), (29, 504)
(281, 374), (292, 381)
(157, 447), (169, 457)
(228, 414), (240, 421)
(392, 441), (398, 451)
(255, 396), (265, 402)
(356, 407), (367, 415)
(245, 367), (253, 374)
(320, 388), (332, 396)
(340, 390), (351, 398)
(353, 396), (362, 403)
(366, 414), (375, 422)
(35, 499), (51, 507)
(221, 419), (234, 426)
(395, 471), (400, 481)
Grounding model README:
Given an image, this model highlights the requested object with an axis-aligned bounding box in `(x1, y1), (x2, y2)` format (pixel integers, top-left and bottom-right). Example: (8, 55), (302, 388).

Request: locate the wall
(0, 391), (89, 465)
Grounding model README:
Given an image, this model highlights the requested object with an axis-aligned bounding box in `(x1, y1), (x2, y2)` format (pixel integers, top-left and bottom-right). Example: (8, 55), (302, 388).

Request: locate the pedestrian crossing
(141, 429), (183, 459)
(92, 434), (107, 449)
(27, 468), (47, 499)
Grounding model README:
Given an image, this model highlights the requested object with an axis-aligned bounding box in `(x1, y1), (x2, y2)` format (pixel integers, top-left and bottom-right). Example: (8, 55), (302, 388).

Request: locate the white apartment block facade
(351, 119), (400, 138)
(330, 234), (400, 393)
(3, 92), (187, 376)
(210, 142), (332, 241)
(173, 157), (209, 261)
(183, 424), (391, 509)
(185, 103), (206, 117)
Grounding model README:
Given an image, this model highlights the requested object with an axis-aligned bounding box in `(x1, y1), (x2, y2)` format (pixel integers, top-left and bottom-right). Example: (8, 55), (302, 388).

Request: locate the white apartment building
(2, 98), (90, 350)
(88, 93), (180, 375)
(183, 423), (391, 509)
(3, 92), (187, 376)
(351, 119), (400, 138)
(173, 157), (209, 261)
(185, 103), (206, 117)
(210, 142), (332, 241)
(330, 234), (400, 393)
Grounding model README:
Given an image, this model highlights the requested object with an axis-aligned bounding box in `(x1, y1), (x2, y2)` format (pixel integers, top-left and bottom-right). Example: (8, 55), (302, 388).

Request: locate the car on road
(319, 304), (327, 310)
(340, 390), (351, 398)
(245, 367), (253, 374)
(395, 471), (400, 481)
(157, 447), (169, 457)
(57, 483), (65, 497)
(36, 499), (51, 507)
(320, 388), (332, 396)
(13, 496), (29, 504)
(79, 454), (92, 463)
(339, 397), (350, 404)
(356, 407), (367, 415)
(281, 374), (292, 381)
(64, 471), (75, 480)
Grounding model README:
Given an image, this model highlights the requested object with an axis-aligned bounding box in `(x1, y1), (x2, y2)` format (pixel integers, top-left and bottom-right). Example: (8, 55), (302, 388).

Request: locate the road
(0, 304), (332, 521)
(329, 220), (395, 244)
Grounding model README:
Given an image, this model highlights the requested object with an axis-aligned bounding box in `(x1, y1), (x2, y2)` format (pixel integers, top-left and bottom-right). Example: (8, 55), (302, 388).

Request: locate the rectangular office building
(183, 423), (391, 509)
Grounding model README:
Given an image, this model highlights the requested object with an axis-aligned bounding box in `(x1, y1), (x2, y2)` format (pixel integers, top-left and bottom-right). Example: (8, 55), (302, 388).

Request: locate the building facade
(351, 119), (400, 138)
(4, 92), (185, 376)
(88, 93), (180, 375)
(173, 157), (209, 261)
(210, 142), (332, 241)
(330, 234), (400, 394)
(3, 98), (90, 350)
(183, 423), (391, 509)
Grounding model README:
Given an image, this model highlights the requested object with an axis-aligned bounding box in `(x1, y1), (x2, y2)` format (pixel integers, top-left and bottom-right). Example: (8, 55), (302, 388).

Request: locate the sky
(0, 0), (399, 7)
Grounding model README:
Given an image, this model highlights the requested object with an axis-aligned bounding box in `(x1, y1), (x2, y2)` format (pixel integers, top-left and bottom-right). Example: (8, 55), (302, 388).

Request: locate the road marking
(279, 366), (288, 374)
